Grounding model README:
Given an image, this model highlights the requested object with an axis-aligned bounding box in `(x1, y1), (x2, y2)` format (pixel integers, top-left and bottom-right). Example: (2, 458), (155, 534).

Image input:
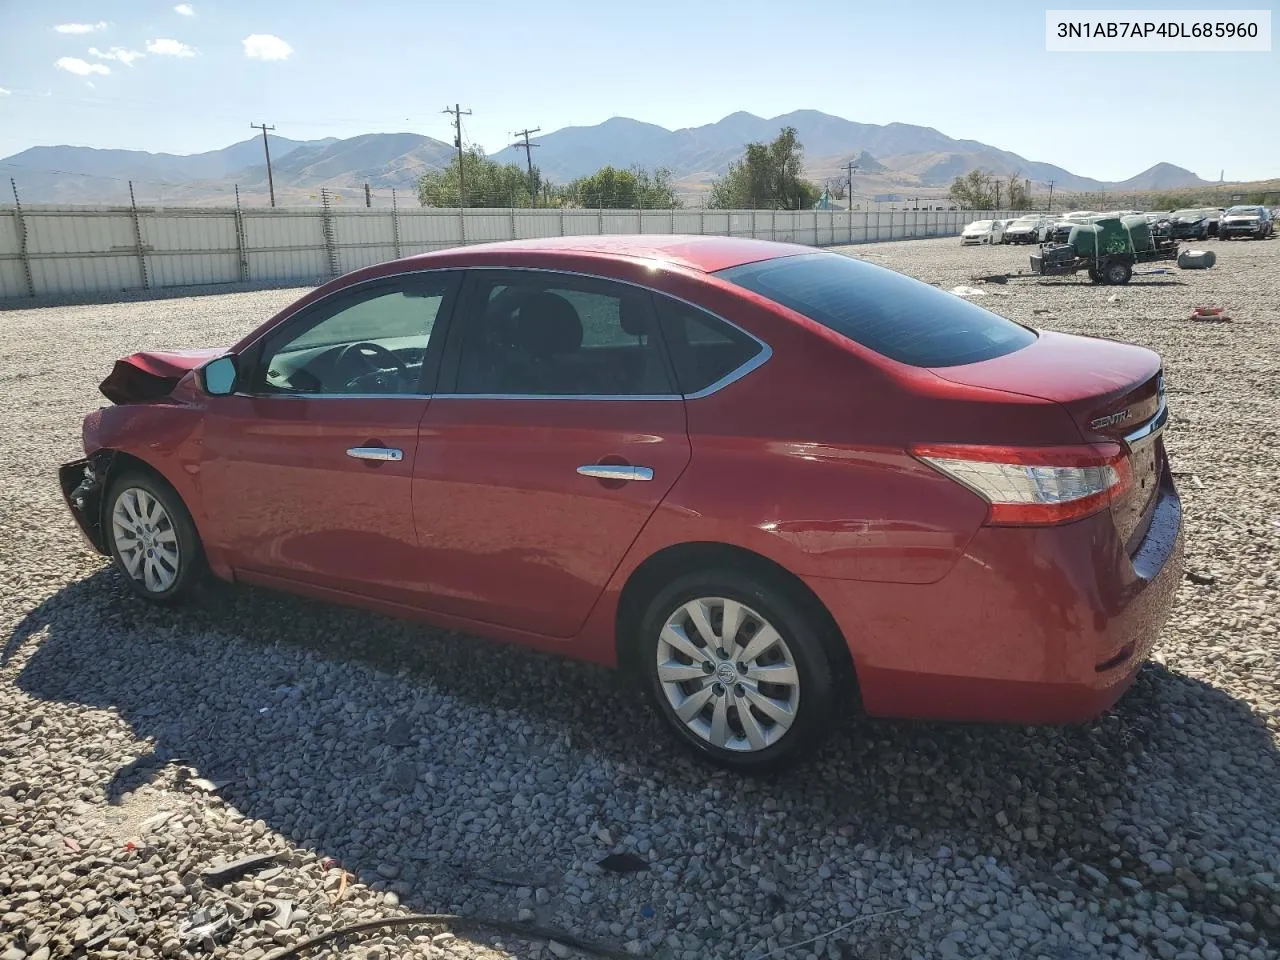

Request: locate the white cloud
(55, 57), (111, 76)
(86, 81), (96, 89)
(174, 3), (195, 15)
(0, 88), (10, 96)
(242, 34), (292, 61)
(54, 22), (107, 34)
(89, 46), (145, 66)
(147, 37), (197, 57)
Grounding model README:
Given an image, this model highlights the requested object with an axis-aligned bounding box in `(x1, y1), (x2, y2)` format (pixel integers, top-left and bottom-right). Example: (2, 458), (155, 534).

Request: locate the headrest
(512, 292), (582, 355)
(619, 296), (651, 337)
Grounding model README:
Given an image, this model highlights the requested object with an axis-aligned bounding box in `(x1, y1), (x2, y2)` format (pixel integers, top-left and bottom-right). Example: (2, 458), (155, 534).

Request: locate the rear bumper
(805, 464), (1184, 724)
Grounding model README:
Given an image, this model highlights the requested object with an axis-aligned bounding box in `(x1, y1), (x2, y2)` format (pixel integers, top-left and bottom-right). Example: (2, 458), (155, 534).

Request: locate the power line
(250, 122), (277, 208)
(442, 104), (472, 205)
(511, 127), (541, 204)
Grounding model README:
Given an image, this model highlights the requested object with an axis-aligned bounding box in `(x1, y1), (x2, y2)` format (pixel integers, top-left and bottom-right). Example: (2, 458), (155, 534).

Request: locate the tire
(1104, 261), (1132, 285)
(105, 469), (205, 603)
(1088, 267), (1105, 284)
(636, 569), (838, 773)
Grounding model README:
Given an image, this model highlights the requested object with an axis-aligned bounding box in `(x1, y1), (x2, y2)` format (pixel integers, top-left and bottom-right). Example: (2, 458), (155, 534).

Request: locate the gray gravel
(2, 236), (1279, 960)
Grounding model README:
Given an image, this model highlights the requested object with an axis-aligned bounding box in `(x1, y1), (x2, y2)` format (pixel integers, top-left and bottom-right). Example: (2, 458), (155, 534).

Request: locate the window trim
(232, 271), (462, 400)
(431, 266), (771, 402)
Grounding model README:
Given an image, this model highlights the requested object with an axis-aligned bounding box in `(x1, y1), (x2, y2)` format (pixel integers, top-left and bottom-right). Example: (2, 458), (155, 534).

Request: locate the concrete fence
(0, 205), (1020, 301)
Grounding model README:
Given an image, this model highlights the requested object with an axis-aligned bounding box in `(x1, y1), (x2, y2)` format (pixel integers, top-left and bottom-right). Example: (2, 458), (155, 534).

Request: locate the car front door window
(255, 282), (451, 396)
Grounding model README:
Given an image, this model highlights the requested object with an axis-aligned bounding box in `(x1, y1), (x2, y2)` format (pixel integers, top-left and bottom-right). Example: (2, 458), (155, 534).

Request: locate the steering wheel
(335, 341), (410, 392)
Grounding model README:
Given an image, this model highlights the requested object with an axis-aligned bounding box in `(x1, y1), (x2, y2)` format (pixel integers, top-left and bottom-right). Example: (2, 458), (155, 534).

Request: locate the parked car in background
(56, 235), (1184, 771)
(1046, 212), (1099, 244)
(1218, 205), (1275, 241)
(960, 219), (1005, 245)
(1167, 209), (1214, 240)
(1003, 216), (1052, 244)
(1146, 212), (1174, 239)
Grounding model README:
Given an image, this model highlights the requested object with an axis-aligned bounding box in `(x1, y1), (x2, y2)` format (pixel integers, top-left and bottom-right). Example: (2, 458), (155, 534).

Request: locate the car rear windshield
(716, 252), (1037, 368)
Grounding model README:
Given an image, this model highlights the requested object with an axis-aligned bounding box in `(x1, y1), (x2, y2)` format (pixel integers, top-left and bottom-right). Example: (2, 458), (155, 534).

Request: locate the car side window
(254, 276), (453, 396)
(452, 273), (675, 397)
(654, 295), (765, 395)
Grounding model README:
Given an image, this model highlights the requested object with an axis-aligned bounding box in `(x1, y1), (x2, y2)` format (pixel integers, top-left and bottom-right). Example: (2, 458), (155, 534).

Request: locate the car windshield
(1226, 206), (1261, 215)
(1011, 218), (1038, 227)
(716, 252), (1037, 368)
(1171, 209), (1203, 218)
(967, 220), (993, 229)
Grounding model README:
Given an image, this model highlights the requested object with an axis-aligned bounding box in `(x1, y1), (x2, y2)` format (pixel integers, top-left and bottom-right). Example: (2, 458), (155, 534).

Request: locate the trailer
(1029, 215), (1180, 285)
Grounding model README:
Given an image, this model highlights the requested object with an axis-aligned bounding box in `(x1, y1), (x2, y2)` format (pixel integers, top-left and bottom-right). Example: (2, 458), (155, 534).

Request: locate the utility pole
(844, 160), (860, 211)
(994, 178), (1002, 211)
(442, 103), (472, 206)
(1046, 179), (1055, 213)
(250, 123), (276, 207)
(511, 127), (541, 206)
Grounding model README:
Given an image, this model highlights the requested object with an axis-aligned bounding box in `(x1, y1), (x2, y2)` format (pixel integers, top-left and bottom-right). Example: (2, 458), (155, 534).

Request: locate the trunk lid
(99, 347), (227, 405)
(929, 330), (1166, 550)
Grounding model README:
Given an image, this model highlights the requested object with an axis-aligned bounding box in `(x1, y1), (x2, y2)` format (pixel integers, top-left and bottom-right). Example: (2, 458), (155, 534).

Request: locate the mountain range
(1, 109), (1214, 206)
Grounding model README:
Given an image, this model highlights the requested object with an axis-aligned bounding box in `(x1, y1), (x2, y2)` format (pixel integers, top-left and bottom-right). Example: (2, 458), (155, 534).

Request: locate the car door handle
(576, 464), (653, 482)
(347, 446), (404, 462)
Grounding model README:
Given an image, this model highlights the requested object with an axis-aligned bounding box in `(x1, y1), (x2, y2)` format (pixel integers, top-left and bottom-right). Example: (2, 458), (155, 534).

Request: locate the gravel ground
(1, 236), (1278, 960)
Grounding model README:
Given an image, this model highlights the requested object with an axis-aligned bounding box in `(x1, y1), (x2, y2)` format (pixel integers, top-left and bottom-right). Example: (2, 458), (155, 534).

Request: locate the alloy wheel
(111, 487), (181, 593)
(655, 597), (800, 753)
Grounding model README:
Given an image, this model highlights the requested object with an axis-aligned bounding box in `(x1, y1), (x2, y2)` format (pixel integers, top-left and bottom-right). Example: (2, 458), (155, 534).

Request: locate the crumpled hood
(99, 347), (227, 404)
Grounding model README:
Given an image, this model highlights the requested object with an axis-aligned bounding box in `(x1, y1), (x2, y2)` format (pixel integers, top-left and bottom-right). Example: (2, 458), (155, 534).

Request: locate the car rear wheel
(106, 470), (204, 603)
(638, 570), (836, 772)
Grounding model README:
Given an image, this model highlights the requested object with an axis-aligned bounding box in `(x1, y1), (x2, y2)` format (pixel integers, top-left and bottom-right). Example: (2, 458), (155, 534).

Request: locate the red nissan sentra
(59, 236), (1183, 770)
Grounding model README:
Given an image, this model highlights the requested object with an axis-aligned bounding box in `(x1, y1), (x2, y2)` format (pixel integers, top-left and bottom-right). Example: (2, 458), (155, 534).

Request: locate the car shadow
(10, 566), (1280, 935)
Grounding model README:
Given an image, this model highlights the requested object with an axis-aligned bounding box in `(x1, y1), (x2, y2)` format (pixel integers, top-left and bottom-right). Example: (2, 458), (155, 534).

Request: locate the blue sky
(0, 0), (1276, 181)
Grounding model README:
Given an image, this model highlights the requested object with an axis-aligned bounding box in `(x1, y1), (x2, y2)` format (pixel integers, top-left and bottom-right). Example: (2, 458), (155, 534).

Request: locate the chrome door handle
(347, 446), (403, 462)
(577, 464), (654, 482)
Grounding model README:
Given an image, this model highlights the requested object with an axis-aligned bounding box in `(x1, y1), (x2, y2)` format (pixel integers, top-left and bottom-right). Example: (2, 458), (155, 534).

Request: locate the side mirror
(200, 354), (239, 396)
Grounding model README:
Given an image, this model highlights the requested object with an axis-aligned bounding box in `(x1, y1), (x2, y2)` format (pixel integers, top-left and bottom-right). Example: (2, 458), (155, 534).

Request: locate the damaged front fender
(58, 453), (116, 555)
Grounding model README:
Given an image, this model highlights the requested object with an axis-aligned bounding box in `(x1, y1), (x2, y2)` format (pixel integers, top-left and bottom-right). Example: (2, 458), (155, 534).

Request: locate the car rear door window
(653, 296), (766, 395)
(716, 251), (1036, 368)
(450, 273), (675, 396)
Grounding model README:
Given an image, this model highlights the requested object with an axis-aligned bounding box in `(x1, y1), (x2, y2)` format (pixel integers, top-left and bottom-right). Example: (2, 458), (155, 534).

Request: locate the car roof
(392, 234), (816, 274)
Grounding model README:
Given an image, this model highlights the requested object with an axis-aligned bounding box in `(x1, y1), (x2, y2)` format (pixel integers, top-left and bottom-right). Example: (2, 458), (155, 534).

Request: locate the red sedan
(59, 236), (1183, 770)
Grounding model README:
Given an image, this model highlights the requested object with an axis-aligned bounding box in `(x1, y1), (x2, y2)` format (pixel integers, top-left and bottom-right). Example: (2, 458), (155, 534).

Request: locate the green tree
(418, 147), (542, 207)
(566, 165), (682, 208)
(708, 127), (820, 210)
(1006, 175), (1032, 210)
(949, 169), (997, 209)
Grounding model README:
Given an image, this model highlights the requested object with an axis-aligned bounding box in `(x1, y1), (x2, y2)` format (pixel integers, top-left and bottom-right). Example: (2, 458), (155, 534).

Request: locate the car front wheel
(1105, 261), (1133, 285)
(106, 470), (204, 603)
(638, 570), (837, 772)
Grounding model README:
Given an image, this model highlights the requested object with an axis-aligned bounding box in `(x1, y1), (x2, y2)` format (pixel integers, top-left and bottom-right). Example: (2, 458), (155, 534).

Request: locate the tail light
(912, 443), (1132, 526)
